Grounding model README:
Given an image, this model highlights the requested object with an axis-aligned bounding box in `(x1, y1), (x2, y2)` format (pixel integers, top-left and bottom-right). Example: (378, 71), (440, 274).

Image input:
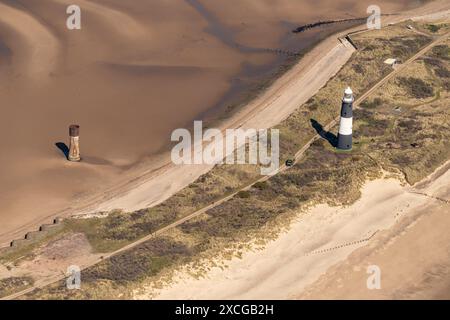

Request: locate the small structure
(384, 58), (398, 67)
(68, 125), (81, 162)
(345, 35), (358, 50)
(337, 87), (354, 151)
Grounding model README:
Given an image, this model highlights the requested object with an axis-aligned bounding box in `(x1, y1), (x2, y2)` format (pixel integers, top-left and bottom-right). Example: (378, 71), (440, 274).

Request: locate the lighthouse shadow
(55, 142), (69, 159)
(310, 119), (337, 148)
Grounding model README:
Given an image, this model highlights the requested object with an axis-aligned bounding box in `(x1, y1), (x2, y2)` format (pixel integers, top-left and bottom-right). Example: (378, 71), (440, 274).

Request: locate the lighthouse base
(68, 155), (81, 162)
(337, 134), (352, 151)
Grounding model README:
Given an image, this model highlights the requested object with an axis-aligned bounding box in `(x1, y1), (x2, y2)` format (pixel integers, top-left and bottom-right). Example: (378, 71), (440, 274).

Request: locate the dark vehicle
(285, 159), (294, 167)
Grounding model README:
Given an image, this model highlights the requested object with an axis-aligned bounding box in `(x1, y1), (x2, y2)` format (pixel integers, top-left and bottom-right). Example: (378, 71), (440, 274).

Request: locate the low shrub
(432, 45), (449, 60)
(237, 191), (251, 199)
(398, 77), (434, 99)
(361, 97), (383, 109)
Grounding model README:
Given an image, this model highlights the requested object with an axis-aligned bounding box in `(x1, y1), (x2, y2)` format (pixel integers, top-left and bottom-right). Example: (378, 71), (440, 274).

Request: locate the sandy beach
(0, 0), (448, 301)
(146, 162), (450, 300)
(0, 0), (432, 247)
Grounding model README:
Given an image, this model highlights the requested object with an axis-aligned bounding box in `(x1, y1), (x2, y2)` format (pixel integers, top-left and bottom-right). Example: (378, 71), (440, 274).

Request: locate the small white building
(384, 58), (398, 67)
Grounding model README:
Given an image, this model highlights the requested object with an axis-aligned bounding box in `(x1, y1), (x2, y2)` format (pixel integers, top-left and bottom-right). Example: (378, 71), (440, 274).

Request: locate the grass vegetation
(0, 226), (66, 265)
(64, 164), (261, 253)
(425, 23), (450, 34)
(0, 276), (33, 298)
(9, 23), (450, 299)
(398, 77), (434, 99)
(426, 24), (441, 33)
(358, 40), (450, 184)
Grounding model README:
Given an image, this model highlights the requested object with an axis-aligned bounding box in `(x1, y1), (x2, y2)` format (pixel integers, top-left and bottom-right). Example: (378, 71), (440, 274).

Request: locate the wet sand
(0, 0), (425, 245)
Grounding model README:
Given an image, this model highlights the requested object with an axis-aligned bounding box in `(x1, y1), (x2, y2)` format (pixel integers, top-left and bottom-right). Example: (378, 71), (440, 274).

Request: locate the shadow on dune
(310, 119), (337, 147)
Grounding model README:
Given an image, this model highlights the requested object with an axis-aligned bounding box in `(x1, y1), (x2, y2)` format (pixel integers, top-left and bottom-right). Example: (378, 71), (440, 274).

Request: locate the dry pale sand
(298, 170), (450, 300)
(0, 0), (441, 247)
(145, 164), (450, 300)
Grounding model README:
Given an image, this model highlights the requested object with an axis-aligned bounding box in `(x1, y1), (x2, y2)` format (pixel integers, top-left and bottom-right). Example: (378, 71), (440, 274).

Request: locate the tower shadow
(310, 119), (337, 147)
(55, 142), (69, 159)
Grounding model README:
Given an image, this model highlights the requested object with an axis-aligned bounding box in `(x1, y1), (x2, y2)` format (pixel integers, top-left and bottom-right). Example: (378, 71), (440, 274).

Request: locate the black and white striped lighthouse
(337, 87), (354, 150)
